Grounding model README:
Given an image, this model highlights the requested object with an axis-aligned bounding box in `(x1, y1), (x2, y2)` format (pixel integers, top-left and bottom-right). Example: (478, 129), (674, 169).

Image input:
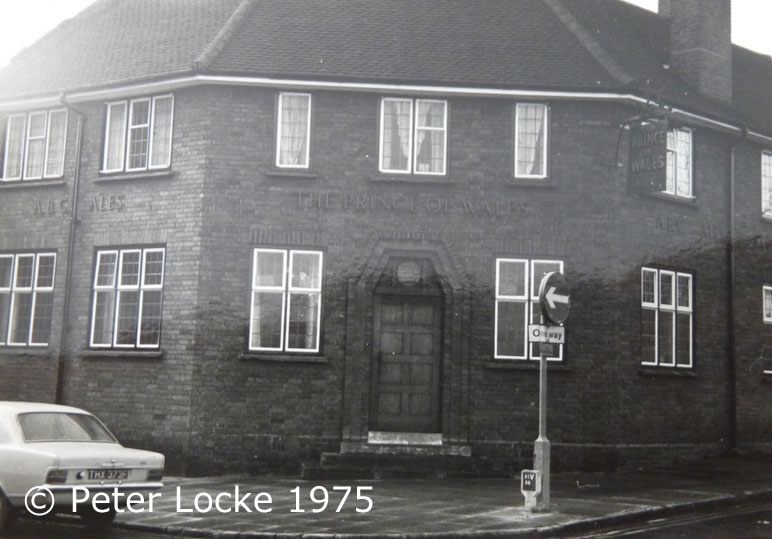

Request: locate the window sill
(0, 178), (66, 190)
(484, 359), (570, 371)
(80, 349), (165, 360)
(643, 191), (698, 208)
(0, 347), (53, 358)
(762, 370), (772, 381)
(264, 169), (318, 180)
(371, 173), (452, 185)
(239, 352), (328, 364)
(761, 212), (772, 224)
(95, 170), (175, 183)
(639, 366), (696, 378)
(505, 177), (555, 188)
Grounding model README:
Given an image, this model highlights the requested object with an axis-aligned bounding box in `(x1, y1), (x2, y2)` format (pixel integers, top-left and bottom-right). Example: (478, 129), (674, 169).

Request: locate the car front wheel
(78, 506), (116, 529)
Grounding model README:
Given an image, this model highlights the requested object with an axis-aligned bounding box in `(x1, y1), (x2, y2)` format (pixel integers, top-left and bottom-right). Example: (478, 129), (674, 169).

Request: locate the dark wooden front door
(372, 295), (442, 433)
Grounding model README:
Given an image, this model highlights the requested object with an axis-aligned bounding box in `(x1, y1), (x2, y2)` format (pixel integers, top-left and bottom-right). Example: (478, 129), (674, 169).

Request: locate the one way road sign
(538, 272), (570, 325)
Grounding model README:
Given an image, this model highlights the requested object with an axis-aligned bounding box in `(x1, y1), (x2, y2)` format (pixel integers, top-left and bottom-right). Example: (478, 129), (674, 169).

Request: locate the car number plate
(88, 469), (129, 480)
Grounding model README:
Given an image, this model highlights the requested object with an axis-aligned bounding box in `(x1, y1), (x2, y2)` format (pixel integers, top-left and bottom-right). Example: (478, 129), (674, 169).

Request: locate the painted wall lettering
(89, 194), (124, 213)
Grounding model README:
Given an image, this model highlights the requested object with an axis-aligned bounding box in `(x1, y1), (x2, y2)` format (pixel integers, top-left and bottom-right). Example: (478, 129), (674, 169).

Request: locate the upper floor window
(90, 247), (165, 349)
(379, 98), (447, 176)
(665, 128), (692, 198)
(762, 151), (772, 217)
(494, 258), (563, 361)
(514, 103), (548, 179)
(276, 92), (311, 169)
(2, 110), (67, 181)
(0, 252), (56, 347)
(641, 267), (693, 368)
(102, 95), (173, 173)
(764, 286), (772, 323)
(250, 248), (323, 354)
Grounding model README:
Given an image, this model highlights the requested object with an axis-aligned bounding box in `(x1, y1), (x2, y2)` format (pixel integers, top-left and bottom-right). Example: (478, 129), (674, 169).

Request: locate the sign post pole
(533, 311), (551, 511)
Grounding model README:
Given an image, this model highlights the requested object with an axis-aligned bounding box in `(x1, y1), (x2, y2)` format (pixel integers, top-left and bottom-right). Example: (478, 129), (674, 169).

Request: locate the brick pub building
(1, 0), (771, 476)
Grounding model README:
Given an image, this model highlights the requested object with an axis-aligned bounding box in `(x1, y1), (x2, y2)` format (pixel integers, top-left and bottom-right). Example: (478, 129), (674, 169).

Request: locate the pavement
(110, 453), (772, 538)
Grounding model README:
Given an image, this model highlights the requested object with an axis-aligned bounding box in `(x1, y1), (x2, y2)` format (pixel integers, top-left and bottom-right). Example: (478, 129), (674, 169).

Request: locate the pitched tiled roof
(0, 0), (770, 138)
(0, 0), (242, 99)
(208, 0), (620, 90)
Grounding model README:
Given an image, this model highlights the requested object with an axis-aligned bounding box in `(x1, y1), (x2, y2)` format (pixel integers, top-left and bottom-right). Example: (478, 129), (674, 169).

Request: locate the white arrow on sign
(545, 286), (569, 309)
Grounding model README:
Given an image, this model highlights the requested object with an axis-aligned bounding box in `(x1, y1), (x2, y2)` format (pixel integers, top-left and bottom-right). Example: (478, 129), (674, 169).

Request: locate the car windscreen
(18, 412), (117, 442)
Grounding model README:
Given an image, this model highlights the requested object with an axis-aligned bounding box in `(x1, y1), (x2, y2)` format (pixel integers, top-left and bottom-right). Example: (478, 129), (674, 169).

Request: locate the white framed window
(0, 253), (56, 347)
(762, 152), (772, 217)
(90, 247), (165, 349)
(102, 95), (173, 173)
(641, 267), (692, 368)
(515, 103), (548, 178)
(764, 286), (772, 324)
(250, 248), (323, 353)
(2, 110), (67, 181)
(494, 258), (563, 361)
(276, 92), (311, 168)
(379, 98), (447, 175)
(665, 128), (692, 198)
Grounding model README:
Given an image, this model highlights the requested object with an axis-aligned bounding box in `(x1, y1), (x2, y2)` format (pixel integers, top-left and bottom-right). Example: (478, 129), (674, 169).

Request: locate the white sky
(0, 0), (769, 70)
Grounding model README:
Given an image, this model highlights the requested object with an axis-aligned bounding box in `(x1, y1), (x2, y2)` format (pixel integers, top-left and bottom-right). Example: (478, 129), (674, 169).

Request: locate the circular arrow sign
(538, 272), (570, 325)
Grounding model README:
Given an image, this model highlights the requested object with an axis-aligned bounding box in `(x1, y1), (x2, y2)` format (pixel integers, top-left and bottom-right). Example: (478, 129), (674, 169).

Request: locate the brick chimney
(659, 0), (732, 103)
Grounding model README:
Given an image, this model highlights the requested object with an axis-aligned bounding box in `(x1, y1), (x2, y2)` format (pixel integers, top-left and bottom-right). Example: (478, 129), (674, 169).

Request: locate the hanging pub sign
(629, 119), (667, 192)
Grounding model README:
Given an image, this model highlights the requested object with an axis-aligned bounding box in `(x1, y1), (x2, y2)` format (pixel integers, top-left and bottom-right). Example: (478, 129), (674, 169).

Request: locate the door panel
(373, 295), (441, 433)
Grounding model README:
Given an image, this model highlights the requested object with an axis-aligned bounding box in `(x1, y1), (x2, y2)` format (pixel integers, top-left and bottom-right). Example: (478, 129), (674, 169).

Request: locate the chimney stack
(659, 0), (732, 103)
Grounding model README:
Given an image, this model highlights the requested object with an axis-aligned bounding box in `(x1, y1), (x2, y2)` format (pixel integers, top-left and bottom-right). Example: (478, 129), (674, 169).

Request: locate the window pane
(9, 292), (32, 344)
(763, 153), (772, 213)
(0, 294), (9, 344)
(516, 104), (546, 177)
(290, 251), (321, 290)
(381, 99), (411, 172)
(659, 272), (674, 307)
(278, 94), (309, 167)
(0, 256), (12, 288)
(96, 252), (117, 287)
(143, 250), (164, 286)
(765, 288), (772, 320)
(286, 292), (319, 350)
(657, 310), (674, 366)
(91, 290), (115, 345)
(642, 269), (656, 305)
(30, 291), (53, 344)
(250, 291), (283, 349)
(641, 308), (656, 364)
(496, 301), (526, 358)
(3, 115), (26, 179)
(149, 96), (173, 168)
(677, 274), (691, 310)
(44, 110), (67, 177)
(25, 112), (47, 179)
(415, 101), (445, 174)
(105, 103), (127, 171)
(36, 254), (56, 289)
(116, 290), (139, 345)
(531, 260), (562, 298)
(14, 255), (35, 288)
(119, 251), (141, 287)
(676, 312), (691, 367)
(497, 260), (526, 297)
(127, 100), (150, 170)
(139, 290), (162, 346)
(254, 250), (285, 288)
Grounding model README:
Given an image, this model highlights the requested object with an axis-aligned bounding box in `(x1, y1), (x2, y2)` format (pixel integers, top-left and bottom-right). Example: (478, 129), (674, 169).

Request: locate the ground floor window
(494, 258), (563, 360)
(90, 247), (165, 349)
(250, 248), (323, 353)
(641, 267), (693, 368)
(0, 252), (56, 346)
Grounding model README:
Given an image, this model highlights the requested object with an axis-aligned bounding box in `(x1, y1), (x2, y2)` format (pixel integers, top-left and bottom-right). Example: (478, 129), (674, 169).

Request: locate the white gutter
(1, 74), (770, 144)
